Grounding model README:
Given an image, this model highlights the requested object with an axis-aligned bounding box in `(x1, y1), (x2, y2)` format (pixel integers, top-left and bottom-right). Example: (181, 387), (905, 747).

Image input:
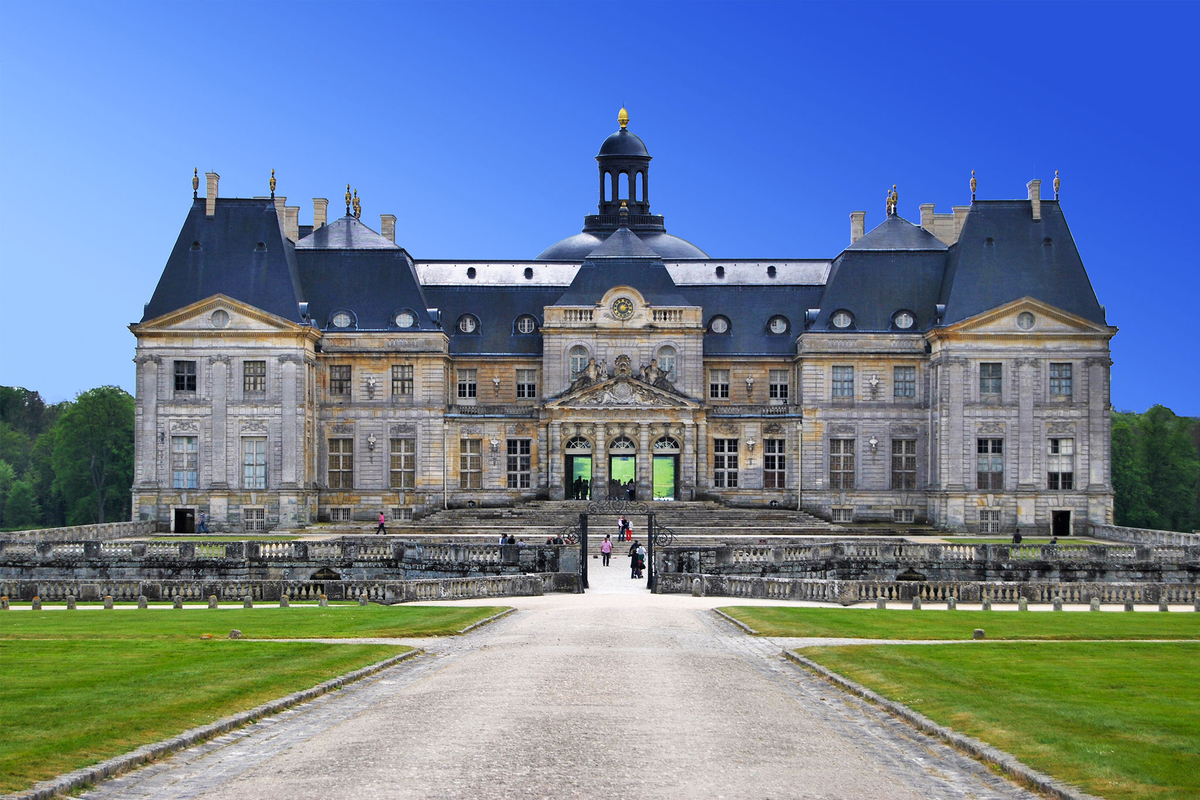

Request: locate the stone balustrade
(0, 520), (157, 544)
(1091, 523), (1200, 548)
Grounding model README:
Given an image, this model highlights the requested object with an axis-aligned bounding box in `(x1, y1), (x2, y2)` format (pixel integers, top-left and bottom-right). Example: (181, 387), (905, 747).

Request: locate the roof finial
(352, 189), (361, 219)
(618, 106), (629, 130)
(970, 169), (977, 202)
(885, 187), (893, 216)
(269, 169), (276, 199)
(1053, 169), (1060, 200)
(619, 199), (629, 227)
(345, 184), (352, 215)
(192, 168), (199, 199)
(891, 184), (898, 216)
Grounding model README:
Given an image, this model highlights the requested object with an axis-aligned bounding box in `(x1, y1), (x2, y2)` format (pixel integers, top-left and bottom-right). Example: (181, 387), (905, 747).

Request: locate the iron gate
(561, 501), (677, 591)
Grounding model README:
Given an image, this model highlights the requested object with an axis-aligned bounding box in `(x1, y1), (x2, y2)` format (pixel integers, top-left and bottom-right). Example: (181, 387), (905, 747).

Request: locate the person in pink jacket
(600, 534), (613, 566)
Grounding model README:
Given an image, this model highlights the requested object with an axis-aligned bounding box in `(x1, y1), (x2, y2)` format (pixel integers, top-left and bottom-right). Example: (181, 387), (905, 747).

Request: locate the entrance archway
(653, 436), (680, 500)
(608, 436), (636, 499)
(565, 436), (592, 499)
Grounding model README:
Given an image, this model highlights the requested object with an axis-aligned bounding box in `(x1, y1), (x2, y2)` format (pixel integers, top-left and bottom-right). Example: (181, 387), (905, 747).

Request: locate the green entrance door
(653, 455), (677, 500)
(567, 456), (592, 499)
(609, 455), (635, 499)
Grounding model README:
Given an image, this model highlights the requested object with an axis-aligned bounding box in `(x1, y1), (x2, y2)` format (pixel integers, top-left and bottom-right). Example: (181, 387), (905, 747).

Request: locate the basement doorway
(174, 508), (195, 533)
(1052, 510), (1071, 538)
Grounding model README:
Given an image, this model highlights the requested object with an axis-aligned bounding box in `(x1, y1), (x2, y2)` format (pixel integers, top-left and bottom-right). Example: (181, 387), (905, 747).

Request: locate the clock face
(611, 297), (635, 320)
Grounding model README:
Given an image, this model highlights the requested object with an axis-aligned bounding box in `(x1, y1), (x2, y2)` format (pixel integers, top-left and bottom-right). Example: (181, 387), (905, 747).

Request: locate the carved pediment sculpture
(549, 376), (699, 410)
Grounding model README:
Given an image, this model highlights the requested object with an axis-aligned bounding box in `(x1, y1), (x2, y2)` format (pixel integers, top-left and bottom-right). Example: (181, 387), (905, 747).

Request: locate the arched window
(456, 314), (479, 334)
(654, 437), (680, 453)
(565, 437), (592, 453)
(569, 345), (589, 379)
(619, 172), (629, 200)
(656, 345), (677, 382)
(635, 172), (644, 202)
(515, 315), (538, 334)
(605, 173), (613, 203)
(610, 436), (636, 452)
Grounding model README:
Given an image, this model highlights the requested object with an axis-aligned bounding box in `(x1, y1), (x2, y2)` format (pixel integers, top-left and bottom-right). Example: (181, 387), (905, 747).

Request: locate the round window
(395, 311), (415, 328)
(331, 312), (352, 328)
(516, 315), (537, 333)
(768, 316), (788, 334)
(831, 311), (853, 329)
(210, 310), (230, 328)
(893, 311), (914, 330)
(458, 315), (477, 333)
(710, 316), (729, 334)
(1017, 311), (1036, 330)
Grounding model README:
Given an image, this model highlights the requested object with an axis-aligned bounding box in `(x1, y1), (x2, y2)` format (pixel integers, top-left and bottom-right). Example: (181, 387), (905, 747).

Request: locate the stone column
(1015, 357), (1039, 532)
(1086, 357), (1112, 524)
(280, 357), (299, 487)
(637, 422), (652, 500)
(591, 423), (607, 500)
(210, 358), (228, 489)
(696, 419), (708, 491)
(137, 356), (160, 487)
(945, 359), (966, 490)
(548, 422), (561, 498)
(681, 423), (696, 499)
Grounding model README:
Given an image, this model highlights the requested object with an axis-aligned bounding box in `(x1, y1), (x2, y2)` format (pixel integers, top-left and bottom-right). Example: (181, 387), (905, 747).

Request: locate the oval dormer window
(331, 312), (352, 328)
(709, 316), (730, 334)
(768, 315), (789, 334)
(831, 311), (853, 329)
(210, 310), (230, 328)
(457, 315), (478, 333)
(515, 315), (537, 334)
(893, 311), (915, 330)
(395, 311), (416, 329)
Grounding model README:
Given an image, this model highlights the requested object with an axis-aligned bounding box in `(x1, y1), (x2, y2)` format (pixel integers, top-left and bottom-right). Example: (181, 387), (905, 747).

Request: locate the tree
(0, 421), (33, 476)
(50, 386), (134, 525)
(3, 478), (41, 529)
(0, 459), (14, 528)
(1138, 406), (1200, 533)
(1111, 416), (1151, 528)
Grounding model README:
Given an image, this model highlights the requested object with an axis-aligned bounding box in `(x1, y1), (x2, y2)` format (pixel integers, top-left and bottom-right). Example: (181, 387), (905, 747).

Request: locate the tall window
(832, 366), (854, 398)
(569, 346), (589, 379)
(764, 438), (786, 488)
(891, 439), (917, 490)
(174, 361), (196, 393)
(980, 363), (1002, 397)
(506, 439), (532, 489)
(712, 438), (738, 488)
(329, 365), (351, 397)
(328, 438), (353, 489)
(243, 361), (266, 395)
(829, 439), (855, 489)
(457, 369), (477, 400)
(1050, 363), (1073, 399)
(459, 439), (482, 489)
(391, 365), (413, 397)
(1047, 438), (1075, 490)
(171, 436), (198, 489)
(709, 369), (730, 399)
(515, 369), (538, 399)
(893, 366), (915, 399)
(769, 370), (789, 402)
(657, 346), (677, 382)
(980, 509), (1001, 534)
(390, 438), (416, 489)
(242, 438), (266, 489)
(976, 438), (1004, 491)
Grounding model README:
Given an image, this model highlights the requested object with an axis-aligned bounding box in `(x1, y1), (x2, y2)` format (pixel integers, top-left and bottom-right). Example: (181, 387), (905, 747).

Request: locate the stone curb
(6, 649), (421, 800)
(457, 606), (516, 634)
(781, 651), (1106, 800)
(711, 608), (758, 635)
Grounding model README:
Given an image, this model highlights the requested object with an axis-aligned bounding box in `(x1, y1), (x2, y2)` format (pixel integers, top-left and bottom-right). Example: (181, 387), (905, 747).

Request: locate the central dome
(598, 128), (650, 157)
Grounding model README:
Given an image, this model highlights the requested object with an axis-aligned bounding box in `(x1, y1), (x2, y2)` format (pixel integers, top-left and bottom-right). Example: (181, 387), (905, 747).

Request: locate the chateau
(131, 110), (1115, 535)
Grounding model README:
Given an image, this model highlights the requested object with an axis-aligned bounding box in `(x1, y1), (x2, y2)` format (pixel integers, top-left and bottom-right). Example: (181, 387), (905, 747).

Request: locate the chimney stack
(850, 211), (865, 244)
(205, 172), (219, 217)
(1027, 179), (1042, 221)
(919, 203), (935, 231)
(285, 206), (300, 241)
(313, 198), (328, 229)
(380, 214), (397, 243)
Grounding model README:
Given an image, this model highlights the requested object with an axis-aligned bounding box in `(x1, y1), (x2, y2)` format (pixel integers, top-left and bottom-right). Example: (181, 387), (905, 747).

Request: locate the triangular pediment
(131, 294), (307, 334)
(942, 297), (1116, 337)
(547, 376), (700, 409)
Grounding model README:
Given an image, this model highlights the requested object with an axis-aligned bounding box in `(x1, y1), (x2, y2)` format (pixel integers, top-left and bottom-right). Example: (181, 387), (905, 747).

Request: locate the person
(636, 542), (647, 579)
(601, 534), (612, 566)
(546, 537), (555, 545)
(1049, 535), (1059, 546)
(629, 539), (640, 579)
(499, 533), (507, 545)
(197, 510), (210, 534)
(553, 534), (564, 545)
(506, 534), (516, 545)
(1012, 531), (1023, 545)
(626, 522), (634, 542)
(375, 511), (387, 535)
(617, 516), (628, 540)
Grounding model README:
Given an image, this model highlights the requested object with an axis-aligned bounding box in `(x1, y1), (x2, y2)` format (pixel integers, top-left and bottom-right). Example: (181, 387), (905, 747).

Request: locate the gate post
(647, 513), (655, 591)
(579, 513), (588, 591)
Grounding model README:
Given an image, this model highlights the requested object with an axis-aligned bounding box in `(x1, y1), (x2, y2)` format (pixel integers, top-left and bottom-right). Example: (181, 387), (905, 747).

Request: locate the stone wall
(1091, 524), (1200, 548)
(0, 521), (157, 544)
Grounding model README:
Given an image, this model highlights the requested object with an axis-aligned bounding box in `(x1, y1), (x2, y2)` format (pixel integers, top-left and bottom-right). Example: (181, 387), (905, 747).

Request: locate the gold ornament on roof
(1054, 170), (1060, 200)
(970, 169), (977, 201)
(192, 168), (199, 199)
(345, 184), (352, 215)
(618, 106), (629, 130)
(353, 190), (361, 219)
(269, 169), (276, 199)
(891, 184), (898, 215)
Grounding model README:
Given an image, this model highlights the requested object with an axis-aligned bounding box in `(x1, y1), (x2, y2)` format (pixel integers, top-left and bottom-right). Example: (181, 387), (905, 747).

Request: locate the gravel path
(81, 563), (1041, 800)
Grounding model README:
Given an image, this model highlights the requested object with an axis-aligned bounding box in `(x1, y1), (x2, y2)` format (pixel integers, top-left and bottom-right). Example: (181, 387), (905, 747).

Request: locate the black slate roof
(939, 200), (1106, 326)
(680, 285), (824, 355)
(295, 215), (399, 249)
(846, 215), (948, 251)
(422, 286), (565, 355)
(554, 228), (692, 307)
(142, 198), (305, 323)
(535, 229), (708, 260)
(815, 250), (946, 332)
(296, 246), (435, 331)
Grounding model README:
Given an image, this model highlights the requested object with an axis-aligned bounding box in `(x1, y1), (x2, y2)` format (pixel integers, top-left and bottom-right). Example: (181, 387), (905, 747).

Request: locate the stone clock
(611, 297), (635, 320)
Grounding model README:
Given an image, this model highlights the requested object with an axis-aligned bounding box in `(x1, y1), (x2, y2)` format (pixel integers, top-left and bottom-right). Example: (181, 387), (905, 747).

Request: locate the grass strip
(0, 604), (507, 641)
(796, 642), (1200, 800)
(720, 606), (1200, 640)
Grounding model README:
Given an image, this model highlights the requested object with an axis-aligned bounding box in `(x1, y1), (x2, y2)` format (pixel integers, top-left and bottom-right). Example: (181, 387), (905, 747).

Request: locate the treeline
(1112, 406), (1200, 533)
(0, 386), (134, 530)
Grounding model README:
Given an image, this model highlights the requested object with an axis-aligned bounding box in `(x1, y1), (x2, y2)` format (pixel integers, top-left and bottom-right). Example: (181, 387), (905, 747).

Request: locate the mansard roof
(554, 228), (692, 308)
(421, 285), (564, 355)
(295, 214), (400, 249)
(846, 214), (948, 251)
(296, 246), (436, 331)
(142, 198), (305, 323)
(814, 249), (946, 332)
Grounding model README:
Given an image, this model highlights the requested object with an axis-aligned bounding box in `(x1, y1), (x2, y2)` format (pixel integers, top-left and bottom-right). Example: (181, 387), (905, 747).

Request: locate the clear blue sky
(1, 1), (1196, 413)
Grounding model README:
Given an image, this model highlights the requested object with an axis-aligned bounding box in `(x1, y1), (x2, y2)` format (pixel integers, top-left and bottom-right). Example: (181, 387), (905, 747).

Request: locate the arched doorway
(565, 436), (592, 499)
(608, 436), (636, 499)
(653, 436), (680, 500)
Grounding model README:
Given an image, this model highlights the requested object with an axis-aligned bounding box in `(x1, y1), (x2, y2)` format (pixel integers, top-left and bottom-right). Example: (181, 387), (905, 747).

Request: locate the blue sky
(1, 1), (1196, 413)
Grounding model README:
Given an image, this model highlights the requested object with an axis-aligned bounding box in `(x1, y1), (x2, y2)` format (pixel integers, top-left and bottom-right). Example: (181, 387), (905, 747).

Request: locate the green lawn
(720, 606), (1200, 639)
(0, 605), (505, 793)
(798, 642), (1200, 800)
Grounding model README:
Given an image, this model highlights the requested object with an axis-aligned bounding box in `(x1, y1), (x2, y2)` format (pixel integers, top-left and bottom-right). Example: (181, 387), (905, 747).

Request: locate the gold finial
(352, 190), (361, 219)
(970, 169), (977, 201)
(192, 168), (199, 199)
(345, 184), (352, 215)
(892, 184), (898, 214)
(885, 187), (893, 216)
(618, 106), (629, 130)
(1054, 169), (1060, 200)
(269, 168), (276, 199)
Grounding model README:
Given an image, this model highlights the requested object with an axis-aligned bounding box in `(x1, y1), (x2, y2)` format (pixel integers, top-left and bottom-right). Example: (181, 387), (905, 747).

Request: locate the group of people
(597, 517), (646, 579)
(569, 477), (590, 500)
